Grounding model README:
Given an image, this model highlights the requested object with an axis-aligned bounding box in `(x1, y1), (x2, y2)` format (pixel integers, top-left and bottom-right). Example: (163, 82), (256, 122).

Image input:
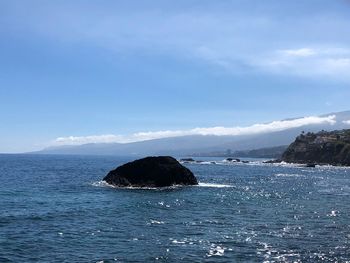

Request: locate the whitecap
(91, 180), (114, 188)
(327, 210), (338, 217)
(150, 219), (165, 224)
(92, 180), (234, 189)
(197, 182), (234, 188)
(198, 161), (214, 165)
(171, 240), (186, 244)
(207, 245), (225, 257)
(274, 173), (304, 178)
(91, 181), (183, 190)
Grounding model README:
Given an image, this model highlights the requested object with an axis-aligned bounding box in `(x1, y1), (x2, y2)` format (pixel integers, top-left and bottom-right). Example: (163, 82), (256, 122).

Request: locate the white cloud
(280, 48), (316, 57)
(194, 46), (350, 81)
(343, 120), (350, 125)
(3, 3), (350, 82)
(251, 47), (350, 80)
(53, 115), (336, 146)
(55, 134), (124, 145)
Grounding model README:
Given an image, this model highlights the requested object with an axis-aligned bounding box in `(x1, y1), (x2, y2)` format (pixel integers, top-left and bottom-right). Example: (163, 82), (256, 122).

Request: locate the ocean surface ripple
(0, 155), (349, 262)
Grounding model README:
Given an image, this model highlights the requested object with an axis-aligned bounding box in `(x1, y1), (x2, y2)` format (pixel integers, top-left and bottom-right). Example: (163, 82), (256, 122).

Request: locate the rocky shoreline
(266, 129), (350, 167)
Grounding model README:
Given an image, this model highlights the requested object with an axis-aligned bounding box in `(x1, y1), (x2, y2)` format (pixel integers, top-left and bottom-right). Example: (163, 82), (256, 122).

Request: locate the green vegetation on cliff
(282, 129), (350, 166)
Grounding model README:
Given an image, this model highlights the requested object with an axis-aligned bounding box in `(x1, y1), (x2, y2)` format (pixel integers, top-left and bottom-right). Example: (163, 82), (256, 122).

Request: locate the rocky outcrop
(225, 158), (241, 162)
(263, 159), (282, 164)
(282, 129), (350, 166)
(103, 156), (198, 187)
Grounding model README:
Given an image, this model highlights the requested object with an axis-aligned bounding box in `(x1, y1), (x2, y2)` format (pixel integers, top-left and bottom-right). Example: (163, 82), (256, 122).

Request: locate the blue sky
(1, 0), (350, 152)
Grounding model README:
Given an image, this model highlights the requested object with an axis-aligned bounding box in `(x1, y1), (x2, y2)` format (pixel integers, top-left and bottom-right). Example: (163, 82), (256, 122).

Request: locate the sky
(1, 0), (350, 152)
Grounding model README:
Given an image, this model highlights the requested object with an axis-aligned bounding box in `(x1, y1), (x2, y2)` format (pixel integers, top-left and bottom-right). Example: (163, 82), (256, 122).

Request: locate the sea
(0, 154), (349, 262)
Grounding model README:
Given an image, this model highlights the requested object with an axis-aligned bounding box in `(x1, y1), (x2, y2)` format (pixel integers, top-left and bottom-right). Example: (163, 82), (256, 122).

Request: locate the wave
(181, 159), (350, 169)
(197, 182), (234, 188)
(91, 181), (195, 190)
(180, 161), (218, 165)
(91, 181), (234, 189)
(91, 180), (113, 188)
(207, 245), (226, 257)
(91, 181), (159, 190)
(274, 173), (304, 178)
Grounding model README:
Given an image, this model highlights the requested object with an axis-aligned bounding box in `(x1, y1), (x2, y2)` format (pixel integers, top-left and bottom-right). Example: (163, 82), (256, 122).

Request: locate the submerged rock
(103, 156), (198, 187)
(305, 163), (316, 168)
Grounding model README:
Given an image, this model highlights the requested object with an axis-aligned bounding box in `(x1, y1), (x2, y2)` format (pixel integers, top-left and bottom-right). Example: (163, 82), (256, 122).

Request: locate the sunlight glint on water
(0, 155), (349, 262)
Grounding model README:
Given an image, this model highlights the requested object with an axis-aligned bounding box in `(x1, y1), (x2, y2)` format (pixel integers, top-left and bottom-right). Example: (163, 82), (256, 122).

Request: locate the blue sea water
(0, 154), (350, 262)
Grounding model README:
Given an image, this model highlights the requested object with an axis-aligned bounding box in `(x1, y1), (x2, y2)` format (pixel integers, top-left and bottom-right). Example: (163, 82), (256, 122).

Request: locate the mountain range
(34, 111), (350, 156)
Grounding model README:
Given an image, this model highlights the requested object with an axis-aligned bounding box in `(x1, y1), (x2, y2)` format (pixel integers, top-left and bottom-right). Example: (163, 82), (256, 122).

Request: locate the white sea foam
(257, 241), (301, 261)
(327, 210), (338, 217)
(274, 173), (304, 178)
(198, 161), (215, 165)
(171, 239), (186, 244)
(221, 159), (240, 163)
(197, 182), (234, 188)
(92, 181), (234, 189)
(207, 245), (226, 257)
(91, 180), (114, 188)
(265, 161), (306, 168)
(184, 158), (350, 170)
(91, 180), (159, 190)
(91, 181), (184, 190)
(268, 162), (350, 169)
(150, 219), (165, 224)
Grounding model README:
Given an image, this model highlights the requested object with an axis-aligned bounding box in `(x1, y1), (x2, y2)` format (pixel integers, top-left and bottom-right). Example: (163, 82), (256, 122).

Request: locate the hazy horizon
(1, 0), (350, 152)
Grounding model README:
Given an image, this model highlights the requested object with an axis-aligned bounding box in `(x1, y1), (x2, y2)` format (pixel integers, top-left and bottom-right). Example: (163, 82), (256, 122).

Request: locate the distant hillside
(233, 145), (288, 159)
(34, 110), (350, 156)
(191, 145), (288, 158)
(282, 129), (350, 166)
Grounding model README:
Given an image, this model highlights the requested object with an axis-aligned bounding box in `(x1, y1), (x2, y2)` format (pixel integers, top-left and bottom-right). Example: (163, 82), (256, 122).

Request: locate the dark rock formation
(103, 156), (198, 187)
(263, 159), (282, 164)
(305, 163), (316, 168)
(282, 129), (350, 166)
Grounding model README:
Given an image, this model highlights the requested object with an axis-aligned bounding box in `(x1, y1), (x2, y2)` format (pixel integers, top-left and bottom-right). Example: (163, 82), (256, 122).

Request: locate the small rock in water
(305, 163), (316, 168)
(225, 158), (240, 162)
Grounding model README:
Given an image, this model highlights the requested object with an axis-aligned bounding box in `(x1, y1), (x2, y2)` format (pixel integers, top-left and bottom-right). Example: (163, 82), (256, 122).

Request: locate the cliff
(282, 129), (350, 166)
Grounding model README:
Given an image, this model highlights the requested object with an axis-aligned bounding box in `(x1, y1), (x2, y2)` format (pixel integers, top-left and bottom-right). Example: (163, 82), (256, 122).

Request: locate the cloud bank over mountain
(53, 115), (336, 146)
